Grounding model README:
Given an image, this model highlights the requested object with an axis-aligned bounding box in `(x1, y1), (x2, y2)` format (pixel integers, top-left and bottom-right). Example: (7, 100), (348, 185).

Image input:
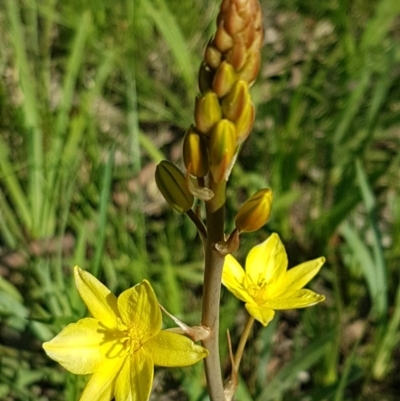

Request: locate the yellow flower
(43, 266), (208, 401)
(222, 234), (325, 326)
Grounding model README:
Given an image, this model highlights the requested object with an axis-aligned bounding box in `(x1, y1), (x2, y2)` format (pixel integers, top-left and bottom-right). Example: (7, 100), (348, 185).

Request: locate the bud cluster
(156, 0), (271, 237)
(183, 0), (264, 185)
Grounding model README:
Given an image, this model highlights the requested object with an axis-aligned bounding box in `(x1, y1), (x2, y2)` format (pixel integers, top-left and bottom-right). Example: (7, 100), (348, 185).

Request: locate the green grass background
(0, 0), (399, 399)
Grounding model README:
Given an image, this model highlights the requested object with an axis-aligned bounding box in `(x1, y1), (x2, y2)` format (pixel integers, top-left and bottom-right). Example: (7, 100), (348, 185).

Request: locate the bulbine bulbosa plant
(43, 0), (325, 400)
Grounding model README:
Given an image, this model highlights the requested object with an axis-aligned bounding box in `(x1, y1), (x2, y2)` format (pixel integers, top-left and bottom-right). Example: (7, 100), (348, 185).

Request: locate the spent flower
(43, 266), (207, 401)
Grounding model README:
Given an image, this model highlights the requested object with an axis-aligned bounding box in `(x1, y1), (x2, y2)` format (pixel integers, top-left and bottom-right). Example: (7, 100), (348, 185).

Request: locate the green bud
(209, 119), (237, 183)
(235, 188), (273, 233)
(182, 126), (209, 178)
(155, 161), (194, 213)
(195, 91), (222, 135)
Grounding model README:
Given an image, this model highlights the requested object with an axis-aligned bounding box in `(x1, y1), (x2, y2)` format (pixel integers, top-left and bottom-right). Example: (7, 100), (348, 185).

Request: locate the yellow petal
(145, 331), (208, 367)
(43, 318), (124, 374)
(74, 266), (119, 329)
(244, 303), (275, 327)
(114, 348), (154, 401)
(245, 234), (287, 286)
(264, 289), (325, 310)
(79, 354), (126, 401)
(118, 280), (161, 342)
(222, 255), (252, 303)
(278, 257), (325, 294)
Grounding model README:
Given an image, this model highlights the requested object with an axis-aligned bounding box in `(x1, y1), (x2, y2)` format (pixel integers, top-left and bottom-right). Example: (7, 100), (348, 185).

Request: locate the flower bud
(195, 91), (222, 135)
(212, 61), (236, 98)
(226, 38), (247, 71)
(235, 188), (273, 233)
(209, 119), (237, 183)
(223, 0), (249, 36)
(205, 44), (222, 70)
(237, 52), (261, 85)
(235, 101), (255, 144)
(214, 21), (233, 52)
(198, 63), (213, 94)
(155, 161), (194, 213)
(221, 80), (250, 122)
(182, 126), (209, 178)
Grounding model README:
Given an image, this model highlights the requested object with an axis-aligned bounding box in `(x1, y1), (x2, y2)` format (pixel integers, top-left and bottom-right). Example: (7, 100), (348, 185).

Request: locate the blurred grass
(0, 0), (399, 400)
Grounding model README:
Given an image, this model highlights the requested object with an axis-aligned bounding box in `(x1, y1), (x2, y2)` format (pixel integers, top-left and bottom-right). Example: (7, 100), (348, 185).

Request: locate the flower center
(117, 318), (143, 354)
(245, 276), (269, 305)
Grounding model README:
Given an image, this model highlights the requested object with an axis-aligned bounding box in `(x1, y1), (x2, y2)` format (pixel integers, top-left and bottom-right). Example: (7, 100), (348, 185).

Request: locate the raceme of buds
(182, 0), (264, 192)
(155, 161), (194, 214)
(183, 126), (209, 178)
(195, 91), (222, 135)
(209, 119), (237, 183)
(209, 0), (264, 85)
(235, 188), (273, 233)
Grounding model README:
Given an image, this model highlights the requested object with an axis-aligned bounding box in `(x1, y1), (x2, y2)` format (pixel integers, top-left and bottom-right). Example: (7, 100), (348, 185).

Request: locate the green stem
(234, 315), (255, 370)
(202, 182), (226, 401)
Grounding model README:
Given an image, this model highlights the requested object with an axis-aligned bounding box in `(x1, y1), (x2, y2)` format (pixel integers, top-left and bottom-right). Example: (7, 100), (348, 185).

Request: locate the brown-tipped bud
(235, 101), (255, 144)
(221, 80), (250, 122)
(226, 37), (247, 71)
(183, 126), (209, 178)
(195, 91), (222, 134)
(222, 1), (249, 36)
(237, 52), (261, 85)
(198, 63), (214, 94)
(209, 119), (237, 183)
(212, 61), (236, 98)
(214, 21), (233, 52)
(205, 44), (222, 70)
(155, 161), (194, 214)
(235, 188), (273, 233)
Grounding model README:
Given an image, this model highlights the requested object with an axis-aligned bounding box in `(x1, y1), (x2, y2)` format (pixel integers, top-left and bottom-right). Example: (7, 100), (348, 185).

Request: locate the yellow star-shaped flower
(222, 233), (325, 326)
(43, 266), (208, 401)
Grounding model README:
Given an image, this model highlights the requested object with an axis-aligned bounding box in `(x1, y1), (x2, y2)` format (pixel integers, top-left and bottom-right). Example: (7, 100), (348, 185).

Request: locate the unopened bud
(235, 101), (255, 144)
(226, 38), (247, 71)
(209, 119), (237, 183)
(195, 91), (222, 134)
(214, 21), (233, 52)
(155, 161), (194, 213)
(212, 61), (236, 98)
(235, 188), (273, 233)
(205, 44), (222, 70)
(182, 126), (209, 178)
(237, 52), (261, 85)
(221, 80), (250, 122)
(198, 63), (213, 94)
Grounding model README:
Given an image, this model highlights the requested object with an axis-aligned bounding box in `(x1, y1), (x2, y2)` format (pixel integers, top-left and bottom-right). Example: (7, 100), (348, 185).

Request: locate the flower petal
(145, 331), (208, 367)
(222, 254), (251, 303)
(118, 280), (161, 342)
(74, 266), (119, 329)
(278, 257), (325, 294)
(244, 303), (275, 327)
(264, 289), (325, 310)
(43, 318), (125, 374)
(114, 348), (154, 401)
(79, 353), (126, 401)
(245, 234), (287, 286)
